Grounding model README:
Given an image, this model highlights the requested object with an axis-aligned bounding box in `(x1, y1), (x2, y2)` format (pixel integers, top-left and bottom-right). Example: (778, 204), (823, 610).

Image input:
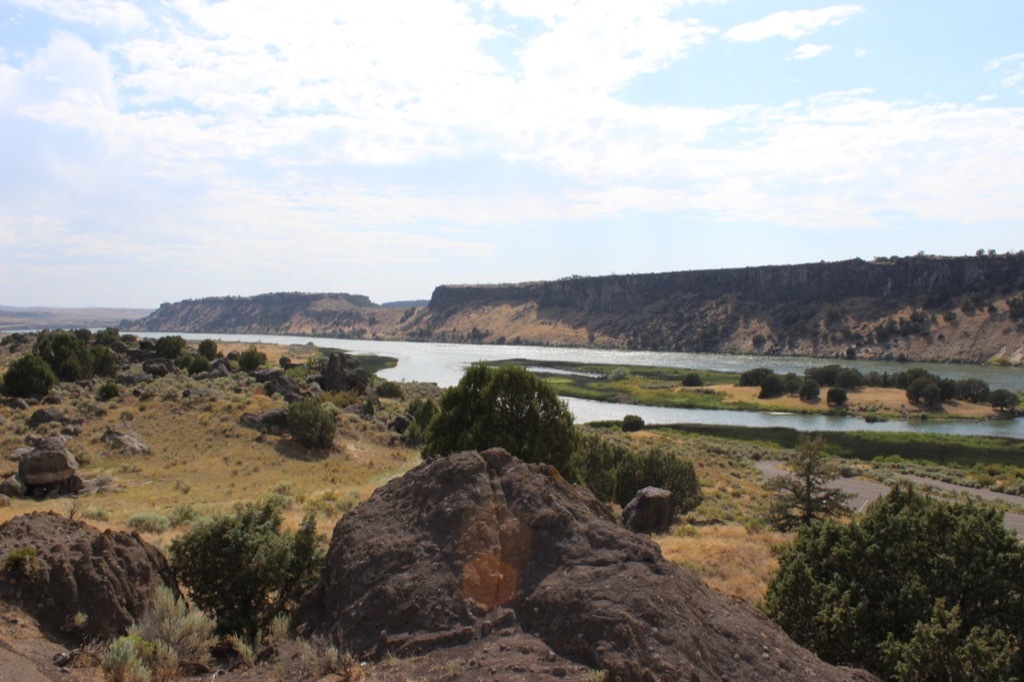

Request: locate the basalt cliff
(124, 254), (1024, 364)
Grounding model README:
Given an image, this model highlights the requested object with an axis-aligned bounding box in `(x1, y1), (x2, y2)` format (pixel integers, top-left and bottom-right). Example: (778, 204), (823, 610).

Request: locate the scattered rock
(0, 475), (27, 497)
(8, 446), (32, 463)
(297, 449), (875, 681)
(0, 494), (8, 508)
(26, 408), (68, 428)
(142, 359), (173, 377)
(389, 413), (414, 434)
(240, 408), (289, 435)
(254, 369), (303, 402)
(621, 487), (675, 534)
(0, 512), (181, 642)
(100, 427), (149, 454)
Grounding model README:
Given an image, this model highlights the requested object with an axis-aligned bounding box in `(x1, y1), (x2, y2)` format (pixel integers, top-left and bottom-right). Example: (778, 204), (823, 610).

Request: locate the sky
(1, 1), (1022, 309)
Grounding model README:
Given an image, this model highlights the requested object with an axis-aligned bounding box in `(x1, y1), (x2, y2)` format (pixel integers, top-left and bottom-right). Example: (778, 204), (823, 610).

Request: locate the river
(152, 332), (1024, 440)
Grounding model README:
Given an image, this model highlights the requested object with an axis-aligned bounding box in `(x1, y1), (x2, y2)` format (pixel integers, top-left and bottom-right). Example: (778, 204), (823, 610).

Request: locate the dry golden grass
(713, 384), (994, 419)
(0, 343), (422, 541)
(658, 526), (789, 606)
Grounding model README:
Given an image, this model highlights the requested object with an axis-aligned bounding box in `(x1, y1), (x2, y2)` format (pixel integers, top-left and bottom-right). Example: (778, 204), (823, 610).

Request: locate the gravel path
(754, 460), (1024, 538)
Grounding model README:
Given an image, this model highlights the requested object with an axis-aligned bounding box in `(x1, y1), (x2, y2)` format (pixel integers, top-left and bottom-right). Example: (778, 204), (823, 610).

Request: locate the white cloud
(725, 5), (863, 42)
(790, 44), (832, 60)
(11, 0), (147, 31)
(3, 0), (1024, 301)
(985, 53), (1024, 94)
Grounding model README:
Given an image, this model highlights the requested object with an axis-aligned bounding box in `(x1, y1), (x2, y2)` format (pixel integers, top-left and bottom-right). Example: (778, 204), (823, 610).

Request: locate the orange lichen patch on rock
(462, 553), (518, 612)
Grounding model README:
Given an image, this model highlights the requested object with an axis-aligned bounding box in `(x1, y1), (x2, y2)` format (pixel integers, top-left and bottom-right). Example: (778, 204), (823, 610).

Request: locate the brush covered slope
(297, 448), (876, 681)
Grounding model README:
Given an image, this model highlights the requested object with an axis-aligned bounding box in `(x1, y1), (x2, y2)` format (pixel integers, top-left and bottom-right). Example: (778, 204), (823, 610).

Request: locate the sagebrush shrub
(129, 585), (215, 668)
(101, 636), (151, 682)
(126, 513), (170, 534)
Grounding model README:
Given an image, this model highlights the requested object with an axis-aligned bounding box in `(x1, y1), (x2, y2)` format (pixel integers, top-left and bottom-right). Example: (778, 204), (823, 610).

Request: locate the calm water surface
(154, 333), (1024, 439)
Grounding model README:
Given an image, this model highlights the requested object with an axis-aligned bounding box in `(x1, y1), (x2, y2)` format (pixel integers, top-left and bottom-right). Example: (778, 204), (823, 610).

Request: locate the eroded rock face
(0, 513), (180, 642)
(297, 449), (875, 682)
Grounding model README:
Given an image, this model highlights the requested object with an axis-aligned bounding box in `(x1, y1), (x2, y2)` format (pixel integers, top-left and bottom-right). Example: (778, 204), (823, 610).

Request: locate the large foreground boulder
(0, 513), (180, 642)
(297, 449), (874, 681)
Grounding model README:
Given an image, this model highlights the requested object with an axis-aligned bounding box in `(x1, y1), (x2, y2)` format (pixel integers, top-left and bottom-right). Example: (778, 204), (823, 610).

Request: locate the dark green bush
(613, 447), (701, 513)
(376, 380), (404, 399)
(288, 397), (337, 449)
(826, 387), (848, 406)
(237, 345), (267, 372)
(422, 363), (576, 472)
(991, 389), (1020, 412)
(169, 498), (323, 638)
(153, 335), (187, 360)
(187, 354), (211, 376)
(738, 367), (775, 387)
(35, 330), (92, 381)
(681, 372), (704, 387)
(758, 373), (784, 399)
(91, 345), (118, 377)
(97, 380), (120, 401)
(765, 485), (1024, 679)
(1, 353), (56, 397)
(799, 379), (820, 401)
(94, 327), (121, 346)
(567, 434), (627, 503)
(621, 414), (645, 432)
(197, 339), (219, 361)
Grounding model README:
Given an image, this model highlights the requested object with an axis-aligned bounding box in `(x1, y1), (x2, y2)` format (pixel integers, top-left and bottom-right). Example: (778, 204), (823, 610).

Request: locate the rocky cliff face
(120, 254), (1024, 364)
(429, 254), (1024, 314)
(416, 254), (1024, 363)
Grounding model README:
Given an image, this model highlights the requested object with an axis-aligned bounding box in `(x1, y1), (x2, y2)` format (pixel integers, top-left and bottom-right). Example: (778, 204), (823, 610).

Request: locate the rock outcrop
(0, 513), (180, 642)
(297, 449), (875, 681)
(316, 352), (370, 394)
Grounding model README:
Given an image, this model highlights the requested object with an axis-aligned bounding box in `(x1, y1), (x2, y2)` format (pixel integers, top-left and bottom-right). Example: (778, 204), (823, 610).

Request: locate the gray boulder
(240, 407), (289, 434)
(254, 368), (303, 402)
(27, 407), (67, 428)
(0, 475), (26, 498)
(621, 486), (675, 534)
(142, 359), (172, 377)
(318, 352), (369, 394)
(18, 437), (79, 488)
(101, 427), (149, 454)
(8, 446), (32, 463)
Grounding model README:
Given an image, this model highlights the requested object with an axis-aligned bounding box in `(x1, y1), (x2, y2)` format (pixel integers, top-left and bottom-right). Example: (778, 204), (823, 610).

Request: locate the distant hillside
(122, 292), (412, 337)
(121, 254), (1024, 364)
(0, 305), (154, 331)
